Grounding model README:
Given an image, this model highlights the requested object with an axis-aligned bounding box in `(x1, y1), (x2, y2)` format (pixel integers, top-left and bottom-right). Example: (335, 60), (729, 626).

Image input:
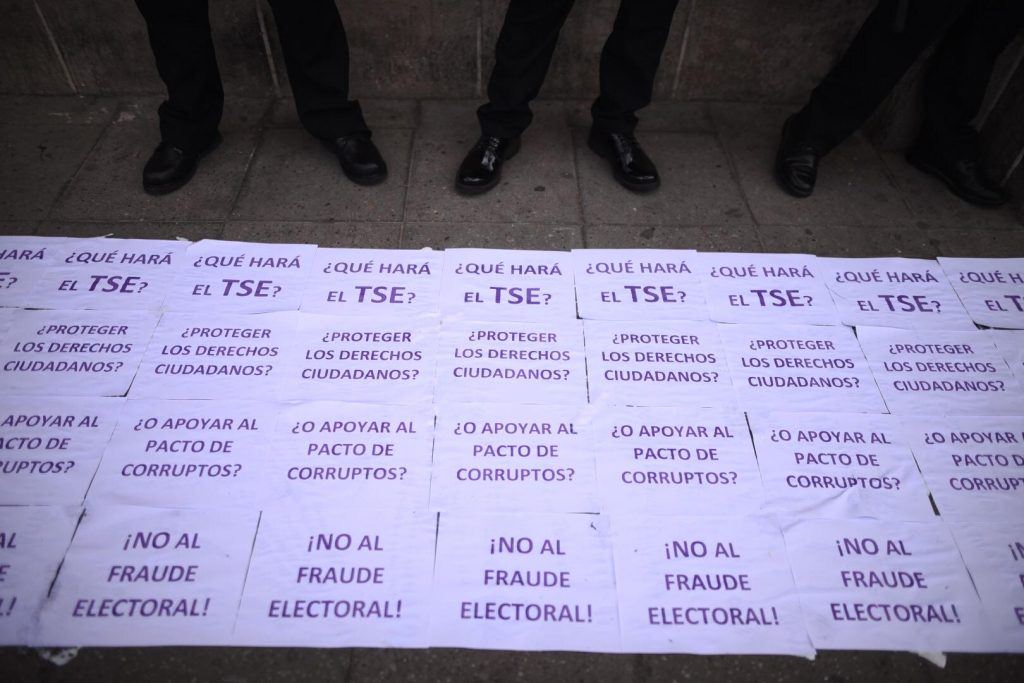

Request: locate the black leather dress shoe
(455, 135), (520, 195)
(906, 144), (1008, 208)
(321, 133), (388, 186)
(587, 129), (660, 193)
(775, 115), (820, 198)
(142, 133), (221, 196)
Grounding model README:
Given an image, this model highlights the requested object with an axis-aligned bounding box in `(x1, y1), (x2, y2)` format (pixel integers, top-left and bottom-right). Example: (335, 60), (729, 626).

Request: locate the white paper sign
(857, 327), (1024, 415)
(87, 399), (277, 508)
(695, 252), (838, 325)
(583, 320), (734, 408)
(939, 257), (1024, 330)
(900, 415), (1024, 522)
(429, 513), (620, 652)
(440, 249), (576, 322)
(0, 506), (81, 646)
(611, 514), (812, 655)
(301, 248), (442, 318)
(822, 257), (974, 330)
(165, 239), (315, 313)
(0, 309), (158, 397)
(267, 401), (433, 508)
(130, 312), (292, 400)
(233, 504), (436, 647)
(277, 314), (439, 403)
(0, 308), (13, 342)
(748, 412), (933, 520)
(0, 396), (123, 505)
(0, 236), (65, 308)
(948, 521), (1024, 652)
(782, 517), (991, 652)
(28, 238), (186, 311)
(435, 320), (587, 405)
(571, 249), (708, 320)
(37, 504), (258, 646)
(431, 403), (598, 513)
(591, 407), (763, 516)
(991, 330), (1024, 385)
(718, 323), (885, 413)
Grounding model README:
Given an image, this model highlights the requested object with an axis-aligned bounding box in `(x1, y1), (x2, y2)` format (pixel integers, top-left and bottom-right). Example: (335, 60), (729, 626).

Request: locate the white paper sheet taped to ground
(435, 320), (587, 405)
(164, 239), (316, 313)
(948, 521), (1024, 652)
(431, 403), (598, 513)
(87, 400), (277, 508)
(748, 412), (934, 520)
(0, 506), (81, 646)
(130, 311), (294, 399)
(267, 401), (433, 509)
(429, 512), (620, 652)
(0, 235), (66, 308)
(440, 249), (576, 322)
(301, 248), (442, 318)
(717, 323), (885, 413)
(900, 415), (1024, 521)
(611, 514), (813, 655)
(27, 238), (186, 311)
(857, 327), (1024, 415)
(37, 504), (258, 646)
(782, 517), (992, 652)
(0, 308), (13, 342)
(0, 308), (158, 397)
(277, 313), (439, 403)
(990, 330), (1024, 385)
(939, 257), (1024, 330)
(233, 504), (436, 647)
(570, 249), (708, 320)
(822, 257), (975, 330)
(583, 320), (735, 408)
(590, 407), (763, 516)
(695, 252), (838, 325)
(0, 396), (123, 505)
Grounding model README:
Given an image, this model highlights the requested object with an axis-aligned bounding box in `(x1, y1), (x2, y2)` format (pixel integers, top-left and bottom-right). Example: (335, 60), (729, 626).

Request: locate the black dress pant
(136, 0), (368, 153)
(478, 0), (680, 138)
(801, 0), (1024, 155)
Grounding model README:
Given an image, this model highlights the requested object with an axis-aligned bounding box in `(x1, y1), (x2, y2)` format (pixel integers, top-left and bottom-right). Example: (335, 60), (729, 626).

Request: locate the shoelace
(474, 136), (503, 170)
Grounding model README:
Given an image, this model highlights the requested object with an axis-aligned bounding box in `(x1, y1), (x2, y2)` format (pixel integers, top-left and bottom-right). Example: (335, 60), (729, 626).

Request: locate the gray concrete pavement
(1, 93), (1022, 680)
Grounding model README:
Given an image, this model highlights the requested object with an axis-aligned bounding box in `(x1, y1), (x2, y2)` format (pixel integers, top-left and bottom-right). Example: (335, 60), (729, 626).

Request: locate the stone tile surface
(576, 130), (752, 226)
(757, 225), (938, 258)
(223, 221), (401, 249)
(231, 128), (411, 222)
(711, 102), (914, 227)
(880, 151), (1023, 230)
(928, 227), (1024, 257)
(585, 224), (761, 252)
(0, 0), (70, 94)
(0, 222), (38, 236)
(269, 98), (418, 130)
(405, 101), (582, 224)
(402, 222), (582, 251)
(0, 97), (117, 220)
(52, 99), (267, 222)
(37, 222), (223, 242)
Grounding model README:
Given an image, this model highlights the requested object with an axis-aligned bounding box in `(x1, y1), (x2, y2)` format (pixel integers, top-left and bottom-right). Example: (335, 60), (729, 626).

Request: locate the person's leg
(920, 0), (1024, 151)
(776, 0), (968, 198)
(265, 0), (368, 139)
(802, 0), (969, 153)
(266, 0), (383, 184)
(135, 0), (223, 153)
(586, 0), (679, 192)
(908, 0), (1024, 205)
(590, 0), (680, 136)
(477, 0), (577, 138)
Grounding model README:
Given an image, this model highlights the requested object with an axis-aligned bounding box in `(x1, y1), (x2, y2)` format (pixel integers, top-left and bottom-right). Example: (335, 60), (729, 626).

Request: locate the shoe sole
(774, 117), (813, 199)
(587, 133), (660, 194)
(143, 134), (222, 196)
(905, 150), (1008, 208)
(344, 168), (388, 187)
(454, 138), (520, 196)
